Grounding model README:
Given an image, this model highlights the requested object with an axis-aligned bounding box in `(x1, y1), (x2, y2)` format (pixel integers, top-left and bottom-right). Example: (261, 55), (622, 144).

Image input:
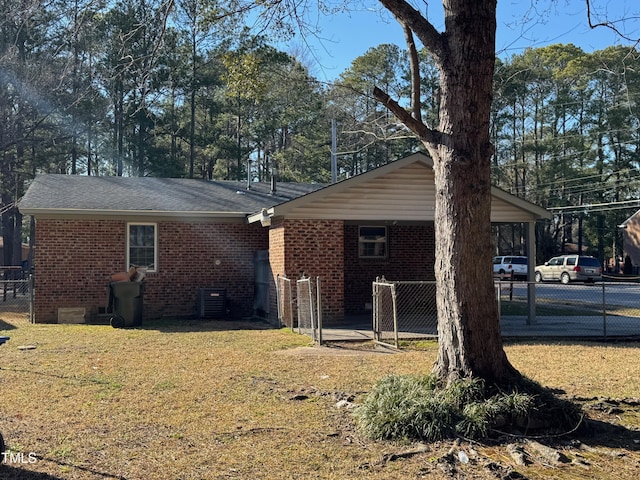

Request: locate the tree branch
(585, 0), (640, 44)
(372, 86), (440, 144)
(378, 0), (447, 65)
(402, 23), (422, 122)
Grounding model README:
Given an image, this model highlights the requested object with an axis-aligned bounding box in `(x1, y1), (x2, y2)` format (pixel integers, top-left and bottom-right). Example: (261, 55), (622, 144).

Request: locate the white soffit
(273, 154), (550, 222)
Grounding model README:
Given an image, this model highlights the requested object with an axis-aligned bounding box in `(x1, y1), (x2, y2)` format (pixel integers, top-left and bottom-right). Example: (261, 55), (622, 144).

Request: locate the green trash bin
(109, 282), (144, 328)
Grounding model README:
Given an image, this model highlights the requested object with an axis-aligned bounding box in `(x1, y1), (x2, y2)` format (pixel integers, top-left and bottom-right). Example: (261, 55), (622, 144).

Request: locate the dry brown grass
(0, 313), (639, 480)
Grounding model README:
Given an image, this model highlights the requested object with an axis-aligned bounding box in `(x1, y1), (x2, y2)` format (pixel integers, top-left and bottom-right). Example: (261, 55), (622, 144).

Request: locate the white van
(493, 256), (528, 280)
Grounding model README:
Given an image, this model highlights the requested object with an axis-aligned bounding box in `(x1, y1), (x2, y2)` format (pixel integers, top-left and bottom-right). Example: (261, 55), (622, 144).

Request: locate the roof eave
(619, 209), (640, 228)
(489, 187), (553, 220)
(18, 207), (248, 218)
(247, 208), (275, 226)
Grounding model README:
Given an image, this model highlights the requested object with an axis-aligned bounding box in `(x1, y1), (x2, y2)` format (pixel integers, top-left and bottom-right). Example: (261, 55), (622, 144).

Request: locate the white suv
(493, 256), (528, 280)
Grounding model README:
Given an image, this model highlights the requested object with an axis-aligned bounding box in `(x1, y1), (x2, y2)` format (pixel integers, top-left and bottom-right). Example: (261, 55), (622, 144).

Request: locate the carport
(248, 152), (551, 326)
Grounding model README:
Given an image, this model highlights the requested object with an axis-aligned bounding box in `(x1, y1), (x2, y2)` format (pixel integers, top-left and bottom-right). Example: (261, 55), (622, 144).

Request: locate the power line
(547, 198), (640, 213)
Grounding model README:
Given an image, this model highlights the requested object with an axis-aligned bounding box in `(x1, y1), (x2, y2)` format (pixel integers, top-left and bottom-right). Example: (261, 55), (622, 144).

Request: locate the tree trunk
(377, 0), (519, 384)
(431, 0), (518, 383)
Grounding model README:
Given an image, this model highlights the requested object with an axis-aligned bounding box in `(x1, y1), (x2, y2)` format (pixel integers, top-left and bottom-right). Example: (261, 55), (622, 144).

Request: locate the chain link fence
(296, 275), (323, 344)
(276, 274), (293, 329)
(496, 280), (640, 339)
(374, 278), (640, 347)
(373, 278), (437, 347)
(276, 274), (323, 344)
(0, 276), (34, 324)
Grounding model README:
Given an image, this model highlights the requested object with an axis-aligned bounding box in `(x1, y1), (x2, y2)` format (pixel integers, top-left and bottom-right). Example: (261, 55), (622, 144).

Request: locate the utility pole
(331, 119), (337, 183)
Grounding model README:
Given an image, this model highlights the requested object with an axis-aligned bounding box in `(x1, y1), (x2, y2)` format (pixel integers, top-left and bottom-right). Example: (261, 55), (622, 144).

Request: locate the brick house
(619, 210), (640, 274)
(18, 152), (550, 325)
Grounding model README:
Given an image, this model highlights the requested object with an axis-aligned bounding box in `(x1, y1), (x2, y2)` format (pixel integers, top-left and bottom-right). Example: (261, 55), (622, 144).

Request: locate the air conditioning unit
(197, 288), (227, 319)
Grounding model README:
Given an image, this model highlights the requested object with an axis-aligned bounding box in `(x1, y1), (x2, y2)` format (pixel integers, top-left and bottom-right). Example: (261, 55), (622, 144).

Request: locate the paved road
(497, 281), (640, 309)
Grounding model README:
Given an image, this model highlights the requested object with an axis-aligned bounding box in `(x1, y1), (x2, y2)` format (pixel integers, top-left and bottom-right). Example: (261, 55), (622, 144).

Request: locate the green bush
(355, 373), (580, 441)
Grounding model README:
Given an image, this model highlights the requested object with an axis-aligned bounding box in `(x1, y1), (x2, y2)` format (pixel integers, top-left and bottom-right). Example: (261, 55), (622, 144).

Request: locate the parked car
(534, 255), (602, 284)
(493, 256), (528, 280)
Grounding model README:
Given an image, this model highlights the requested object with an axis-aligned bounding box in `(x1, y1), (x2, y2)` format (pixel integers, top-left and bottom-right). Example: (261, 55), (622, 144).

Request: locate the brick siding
(344, 223), (436, 314)
(268, 219), (345, 325)
(33, 218), (267, 323)
(33, 217), (435, 325)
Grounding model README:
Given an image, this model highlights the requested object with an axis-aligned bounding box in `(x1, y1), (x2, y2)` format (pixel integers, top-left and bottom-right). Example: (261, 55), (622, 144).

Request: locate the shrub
(355, 373), (581, 441)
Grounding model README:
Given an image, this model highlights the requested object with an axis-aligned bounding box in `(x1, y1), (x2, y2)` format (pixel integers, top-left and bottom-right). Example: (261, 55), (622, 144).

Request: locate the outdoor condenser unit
(197, 288), (227, 319)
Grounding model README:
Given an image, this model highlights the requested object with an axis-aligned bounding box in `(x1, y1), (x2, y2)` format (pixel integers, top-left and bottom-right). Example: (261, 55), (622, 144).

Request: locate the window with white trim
(127, 223), (157, 272)
(358, 226), (387, 258)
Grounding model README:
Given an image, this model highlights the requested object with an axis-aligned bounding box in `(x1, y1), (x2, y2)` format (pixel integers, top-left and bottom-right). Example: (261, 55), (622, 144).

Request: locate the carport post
(527, 221), (537, 325)
(602, 282), (607, 339)
(29, 274), (35, 323)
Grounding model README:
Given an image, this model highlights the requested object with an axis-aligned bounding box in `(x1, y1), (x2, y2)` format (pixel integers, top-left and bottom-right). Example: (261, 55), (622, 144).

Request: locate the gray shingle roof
(18, 174), (324, 216)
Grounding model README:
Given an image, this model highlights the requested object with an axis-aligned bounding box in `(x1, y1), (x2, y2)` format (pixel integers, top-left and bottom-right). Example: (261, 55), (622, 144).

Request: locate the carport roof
(248, 152), (552, 224)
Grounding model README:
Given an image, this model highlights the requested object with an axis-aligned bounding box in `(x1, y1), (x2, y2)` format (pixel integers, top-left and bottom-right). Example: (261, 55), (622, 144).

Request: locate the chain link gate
(276, 274), (323, 344)
(296, 275), (323, 344)
(0, 275), (34, 324)
(373, 278), (438, 348)
(276, 274), (293, 329)
(373, 279), (397, 347)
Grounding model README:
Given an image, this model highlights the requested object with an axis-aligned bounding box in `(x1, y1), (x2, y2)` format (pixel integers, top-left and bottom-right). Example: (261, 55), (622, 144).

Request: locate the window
(509, 257), (527, 265)
(578, 257), (601, 268)
(127, 223), (157, 272)
(359, 226), (387, 258)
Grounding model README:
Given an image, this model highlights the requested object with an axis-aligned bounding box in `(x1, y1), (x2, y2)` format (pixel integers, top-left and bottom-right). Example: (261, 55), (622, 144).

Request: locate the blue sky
(282, 1), (640, 81)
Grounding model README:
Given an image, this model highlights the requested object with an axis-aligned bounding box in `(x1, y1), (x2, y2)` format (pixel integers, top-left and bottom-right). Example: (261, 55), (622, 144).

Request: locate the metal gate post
(316, 277), (322, 345)
(391, 283), (399, 348)
(30, 275), (35, 324)
(496, 280), (501, 323)
(372, 280), (378, 341)
(602, 281), (607, 339)
(308, 278), (316, 342)
(275, 274), (282, 329)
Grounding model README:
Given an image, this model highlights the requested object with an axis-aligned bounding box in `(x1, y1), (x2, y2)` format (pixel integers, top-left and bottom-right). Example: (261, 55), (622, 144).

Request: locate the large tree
(250, 0), (518, 384)
(371, 0), (517, 384)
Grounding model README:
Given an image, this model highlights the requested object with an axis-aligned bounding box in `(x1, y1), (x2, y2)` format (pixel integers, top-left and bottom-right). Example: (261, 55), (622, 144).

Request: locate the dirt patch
(277, 341), (400, 356)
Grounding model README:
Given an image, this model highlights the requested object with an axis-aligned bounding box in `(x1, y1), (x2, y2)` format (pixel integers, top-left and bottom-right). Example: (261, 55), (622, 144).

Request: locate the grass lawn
(0, 313), (639, 479)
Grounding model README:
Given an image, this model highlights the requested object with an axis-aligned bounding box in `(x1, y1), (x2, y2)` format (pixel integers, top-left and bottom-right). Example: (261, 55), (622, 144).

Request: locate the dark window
(359, 226), (387, 258)
(579, 257), (601, 267)
(128, 223), (157, 271)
